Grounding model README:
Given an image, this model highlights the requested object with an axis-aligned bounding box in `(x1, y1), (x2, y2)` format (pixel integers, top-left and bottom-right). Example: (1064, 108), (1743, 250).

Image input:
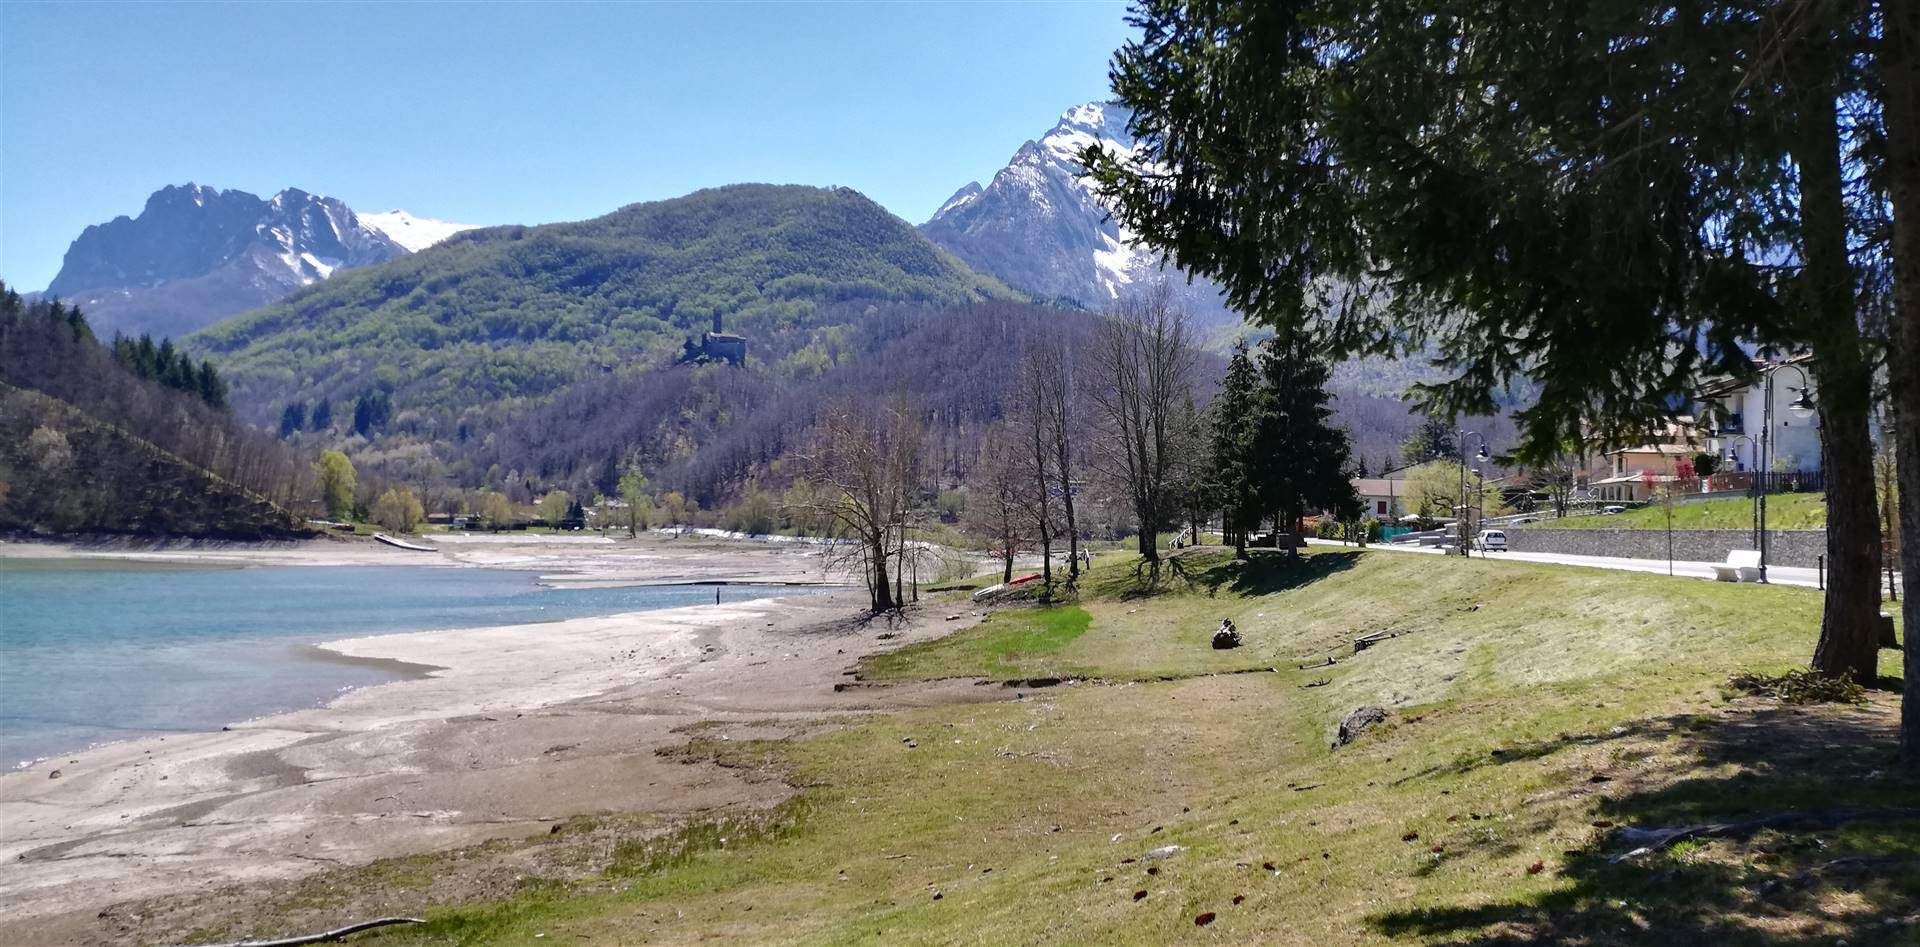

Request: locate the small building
(1589, 423), (1703, 503)
(1352, 476), (1409, 520)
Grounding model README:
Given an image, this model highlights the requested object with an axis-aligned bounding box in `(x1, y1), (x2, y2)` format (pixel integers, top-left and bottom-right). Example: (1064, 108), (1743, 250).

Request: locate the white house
(1352, 476), (1409, 520)
(1699, 354), (1821, 474)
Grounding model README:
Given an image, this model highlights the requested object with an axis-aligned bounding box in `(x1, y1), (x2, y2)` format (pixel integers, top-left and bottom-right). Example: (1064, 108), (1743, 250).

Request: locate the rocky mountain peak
(919, 102), (1227, 322)
(42, 184), (448, 339)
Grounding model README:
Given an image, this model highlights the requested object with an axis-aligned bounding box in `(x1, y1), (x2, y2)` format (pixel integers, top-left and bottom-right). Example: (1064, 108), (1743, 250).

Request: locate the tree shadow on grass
(1084, 546), (1360, 600)
(1189, 549), (1362, 598)
(1369, 699), (1919, 945)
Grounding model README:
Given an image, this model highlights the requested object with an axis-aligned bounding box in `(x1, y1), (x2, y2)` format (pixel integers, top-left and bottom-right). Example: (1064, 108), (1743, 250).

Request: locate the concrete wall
(1505, 526), (1828, 568)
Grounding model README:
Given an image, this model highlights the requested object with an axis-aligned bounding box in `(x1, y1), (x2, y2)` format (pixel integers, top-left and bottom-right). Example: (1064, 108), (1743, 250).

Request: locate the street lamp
(1456, 430), (1490, 557)
(1718, 433), (1761, 573)
(1753, 362), (1813, 584)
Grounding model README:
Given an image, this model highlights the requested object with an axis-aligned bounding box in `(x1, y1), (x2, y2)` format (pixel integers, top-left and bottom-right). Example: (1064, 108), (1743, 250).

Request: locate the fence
(1664, 469), (1824, 499)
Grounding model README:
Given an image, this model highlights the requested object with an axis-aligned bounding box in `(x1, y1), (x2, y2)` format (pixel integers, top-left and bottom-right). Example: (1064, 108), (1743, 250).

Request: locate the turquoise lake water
(0, 561), (806, 767)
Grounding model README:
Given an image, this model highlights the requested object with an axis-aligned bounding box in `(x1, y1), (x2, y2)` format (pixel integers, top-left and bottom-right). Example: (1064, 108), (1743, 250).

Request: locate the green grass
(863, 606), (1092, 680)
(242, 547), (1910, 946)
(1532, 492), (1828, 530)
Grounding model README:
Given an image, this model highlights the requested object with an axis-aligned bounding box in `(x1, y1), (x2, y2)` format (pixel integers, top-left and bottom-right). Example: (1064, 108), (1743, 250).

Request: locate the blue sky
(0, 1), (1134, 291)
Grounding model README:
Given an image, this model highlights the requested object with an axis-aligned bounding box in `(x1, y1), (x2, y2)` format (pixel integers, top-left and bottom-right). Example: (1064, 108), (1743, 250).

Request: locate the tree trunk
(1061, 481), (1080, 587)
(1038, 515), (1053, 595)
(1880, 0), (1920, 760)
(1793, 70), (1884, 685)
(1002, 546), (1014, 584)
(871, 538), (894, 612)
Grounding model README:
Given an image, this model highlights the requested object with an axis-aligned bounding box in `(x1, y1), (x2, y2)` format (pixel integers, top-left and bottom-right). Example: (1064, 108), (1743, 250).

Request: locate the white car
(1476, 529), (1508, 551)
(1601, 505), (1627, 515)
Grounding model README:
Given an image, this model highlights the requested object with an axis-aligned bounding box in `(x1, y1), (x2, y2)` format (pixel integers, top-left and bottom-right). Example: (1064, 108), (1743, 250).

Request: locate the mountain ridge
(43, 183), (471, 339)
(191, 183), (1020, 429)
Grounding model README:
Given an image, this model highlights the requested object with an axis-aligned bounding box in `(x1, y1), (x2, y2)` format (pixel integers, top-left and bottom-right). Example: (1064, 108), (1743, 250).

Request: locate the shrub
(371, 487), (425, 533)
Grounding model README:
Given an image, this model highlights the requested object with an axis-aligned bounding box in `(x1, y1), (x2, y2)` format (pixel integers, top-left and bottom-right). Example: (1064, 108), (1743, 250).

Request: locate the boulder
(1332, 706), (1389, 749)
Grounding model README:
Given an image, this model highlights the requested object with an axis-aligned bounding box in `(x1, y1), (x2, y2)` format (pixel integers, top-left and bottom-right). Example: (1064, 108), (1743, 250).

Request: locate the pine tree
(279, 402), (308, 437)
(1206, 339), (1262, 557)
(155, 339), (181, 389)
(133, 335), (158, 381)
(358, 390), (392, 429)
(310, 399), (333, 432)
(1249, 333), (1359, 536)
(196, 359), (227, 410)
(65, 304), (91, 344)
(1400, 416), (1457, 467)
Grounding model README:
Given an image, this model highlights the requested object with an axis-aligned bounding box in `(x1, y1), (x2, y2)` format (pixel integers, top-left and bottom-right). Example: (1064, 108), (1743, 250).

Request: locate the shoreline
(0, 536), (981, 944)
(0, 532), (864, 591)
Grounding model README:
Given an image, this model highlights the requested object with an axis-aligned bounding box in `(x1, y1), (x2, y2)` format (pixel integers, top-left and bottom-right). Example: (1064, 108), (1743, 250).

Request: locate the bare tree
(962, 426), (1029, 583)
(1012, 345), (1060, 593)
(1087, 283), (1196, 565)
(1030, 329), (1085, 586)
(791, 396), (923, 612)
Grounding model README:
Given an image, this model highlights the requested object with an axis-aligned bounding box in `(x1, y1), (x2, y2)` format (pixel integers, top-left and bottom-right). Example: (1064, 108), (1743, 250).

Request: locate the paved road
(1305, 537), (1904, 595)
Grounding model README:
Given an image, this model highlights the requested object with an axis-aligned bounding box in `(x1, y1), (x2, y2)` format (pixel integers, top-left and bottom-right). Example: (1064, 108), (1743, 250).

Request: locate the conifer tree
(1206, 339), (1262, 557)
(196, 359), (226, 410)
(1249, 333), (1359, 535)
(280, 402), (307, 438)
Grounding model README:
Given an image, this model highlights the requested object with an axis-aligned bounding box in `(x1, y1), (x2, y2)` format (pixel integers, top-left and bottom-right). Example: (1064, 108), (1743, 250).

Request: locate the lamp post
(1720, 432), (1760, 569)
(1753, 362), (1815, 584)
(1455, 430), (1491, 557)
(1475, 465), (1487, 548)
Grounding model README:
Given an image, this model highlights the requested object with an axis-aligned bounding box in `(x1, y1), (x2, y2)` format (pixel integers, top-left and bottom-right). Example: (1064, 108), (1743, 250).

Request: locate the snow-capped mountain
(358, 209), (478, 253)
(920, 102), (1235, 326)
(44, 184), (465, 339)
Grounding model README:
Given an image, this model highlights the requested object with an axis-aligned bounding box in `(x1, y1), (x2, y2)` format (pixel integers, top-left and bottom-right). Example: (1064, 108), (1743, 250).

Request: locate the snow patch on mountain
(919, 101), (1226, 321)
(44, 183), (425, 338)
(359, 210), (480, 253)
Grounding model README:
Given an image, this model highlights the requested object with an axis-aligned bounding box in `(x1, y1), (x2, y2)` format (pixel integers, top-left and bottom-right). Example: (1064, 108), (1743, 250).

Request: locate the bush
(371, 486), (425, 533)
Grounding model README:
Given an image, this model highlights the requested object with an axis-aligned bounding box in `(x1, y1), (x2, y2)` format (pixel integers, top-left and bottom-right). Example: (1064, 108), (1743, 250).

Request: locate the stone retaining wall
(1504, 526), (1828, 568)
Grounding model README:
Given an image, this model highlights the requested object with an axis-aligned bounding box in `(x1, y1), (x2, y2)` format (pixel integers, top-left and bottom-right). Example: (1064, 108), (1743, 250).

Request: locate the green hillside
(0, 286), (310, 538)
(192, 184), (1019, 422)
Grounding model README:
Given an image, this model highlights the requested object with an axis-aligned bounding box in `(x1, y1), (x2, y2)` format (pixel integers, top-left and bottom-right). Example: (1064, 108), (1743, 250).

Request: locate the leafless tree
(962, 426), (1029, 584)
(791, 396), (924, 612)
(1087, 282), (1196, 565)
(1012, 346), (1061, 593)
(1021, 327), (1086, 586)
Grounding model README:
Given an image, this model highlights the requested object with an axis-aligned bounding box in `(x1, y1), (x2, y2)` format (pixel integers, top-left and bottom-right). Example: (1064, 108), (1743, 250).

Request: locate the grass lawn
(230, 548), (1912, 946)
(1533, 492), (1829, 531)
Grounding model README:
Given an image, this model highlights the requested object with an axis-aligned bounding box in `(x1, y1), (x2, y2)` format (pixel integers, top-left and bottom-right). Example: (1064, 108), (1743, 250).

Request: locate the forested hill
(0, 284), (309, 538)
(192, 184), (1020, 427)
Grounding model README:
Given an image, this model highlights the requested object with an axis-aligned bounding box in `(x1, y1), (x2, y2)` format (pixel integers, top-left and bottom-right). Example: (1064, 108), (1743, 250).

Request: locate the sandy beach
(0, 534), (989, 945)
